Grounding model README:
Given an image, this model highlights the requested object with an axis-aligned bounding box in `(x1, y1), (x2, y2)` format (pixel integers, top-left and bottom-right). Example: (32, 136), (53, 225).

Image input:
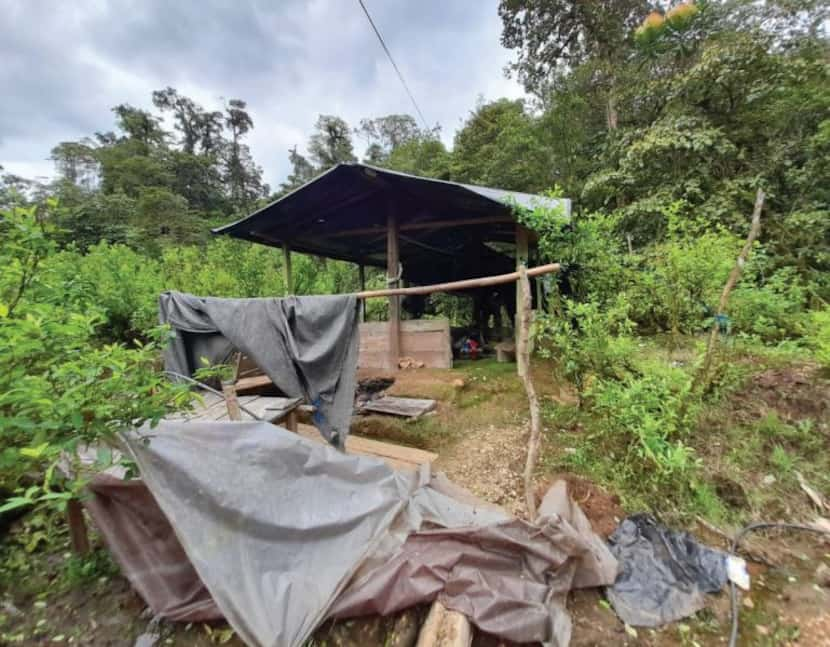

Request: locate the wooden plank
(235, 373), (273, 393)
(362, 396), (437, 418)
(359, 318), (452, 370)
(295, 424), (437, 470)
(416, 601), (472, 647)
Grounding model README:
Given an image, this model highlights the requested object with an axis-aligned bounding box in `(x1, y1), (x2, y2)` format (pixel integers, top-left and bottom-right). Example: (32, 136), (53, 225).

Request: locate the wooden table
(171, 390), (303, 432)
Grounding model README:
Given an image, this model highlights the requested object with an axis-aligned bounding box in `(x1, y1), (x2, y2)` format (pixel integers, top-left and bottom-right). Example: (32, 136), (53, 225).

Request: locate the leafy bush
(591, 364), (699, 478)
(730, 266), (809, 341)
(534, 296), (635, 403)
(807, 308), (830, 368)
(0, 205), (191, 507)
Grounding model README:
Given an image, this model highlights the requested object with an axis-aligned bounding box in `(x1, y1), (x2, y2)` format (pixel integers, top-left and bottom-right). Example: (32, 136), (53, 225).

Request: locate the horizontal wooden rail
(354, 263), (560, 299)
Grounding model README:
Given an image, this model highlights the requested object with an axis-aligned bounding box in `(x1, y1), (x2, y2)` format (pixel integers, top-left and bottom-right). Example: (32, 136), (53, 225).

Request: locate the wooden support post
(518, 265), (542, 519)
(515, 225), (529, 374)
(358, 264), (366, 323)
(285, 409), (299, 433)
(416, 601), (472, 647)
(221, 380), (242, 420)
(282, 243), (293, 296)
(67, 499), (90, 555)
(387, 212), (401, 372)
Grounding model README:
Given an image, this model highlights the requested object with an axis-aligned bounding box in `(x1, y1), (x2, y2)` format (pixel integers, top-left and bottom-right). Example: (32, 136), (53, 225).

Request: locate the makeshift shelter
(213, 163), (570, 371)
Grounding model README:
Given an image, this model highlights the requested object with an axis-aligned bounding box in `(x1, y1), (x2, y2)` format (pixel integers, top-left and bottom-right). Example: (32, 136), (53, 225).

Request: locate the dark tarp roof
(213, 163), (570, 286)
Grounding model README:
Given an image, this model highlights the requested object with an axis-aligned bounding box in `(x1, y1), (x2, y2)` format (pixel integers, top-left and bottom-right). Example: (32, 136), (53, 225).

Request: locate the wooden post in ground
(518, 265), (542, 519)
(66, 499), (90, 555)
(694, 188), (765, 394)
(416, 601), (472, 647)
(221, 380), (242, 420)
(515, 225), (529, 374)
(358, 264), (366, 323)
(282, 243), (293, 296)
(387, 212), (401, 372)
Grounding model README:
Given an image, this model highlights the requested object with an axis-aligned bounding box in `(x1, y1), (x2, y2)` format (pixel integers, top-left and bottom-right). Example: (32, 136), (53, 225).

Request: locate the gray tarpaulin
(87, 420), (618, 647)
(158, 291), (359, 447)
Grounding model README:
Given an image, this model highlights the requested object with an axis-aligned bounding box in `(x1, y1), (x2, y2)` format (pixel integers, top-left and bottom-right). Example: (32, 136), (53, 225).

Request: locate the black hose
(163, 370), (264, 421)
(728, 522), (830, 647)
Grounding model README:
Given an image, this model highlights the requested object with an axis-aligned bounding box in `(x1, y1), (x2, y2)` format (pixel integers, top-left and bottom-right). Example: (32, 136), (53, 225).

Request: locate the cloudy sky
(1, 0), (524, 189)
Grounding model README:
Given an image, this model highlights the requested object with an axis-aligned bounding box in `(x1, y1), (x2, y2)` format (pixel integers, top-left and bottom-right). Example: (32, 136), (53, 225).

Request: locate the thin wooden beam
(67, 499), (90, 555)
(358, 264), (366, 323)
(387, 211), (401, 372)
(323, 215), (515, 238)
(515, 224), (529, 373)
(282, 244), (293, 296)
(354, 263), (560, 298)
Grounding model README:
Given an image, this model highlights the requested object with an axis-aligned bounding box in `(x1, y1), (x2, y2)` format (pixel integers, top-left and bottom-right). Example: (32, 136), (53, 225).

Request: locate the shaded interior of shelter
(214, 163), (569, 349)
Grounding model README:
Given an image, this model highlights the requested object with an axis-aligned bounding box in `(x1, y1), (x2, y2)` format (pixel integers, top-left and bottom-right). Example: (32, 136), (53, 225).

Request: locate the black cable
(728, 522), (830, 647)
(356, 0), (429, 130)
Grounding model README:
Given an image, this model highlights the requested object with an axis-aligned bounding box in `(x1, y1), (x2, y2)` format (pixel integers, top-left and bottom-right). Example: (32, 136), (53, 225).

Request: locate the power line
(356, 0), (430, 130)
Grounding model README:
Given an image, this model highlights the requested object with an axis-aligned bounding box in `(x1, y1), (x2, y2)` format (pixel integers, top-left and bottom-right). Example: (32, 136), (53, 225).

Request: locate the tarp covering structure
(85, 420), (618, 647)
(212, 163), (571, 287)
(158, 291), (359, 447)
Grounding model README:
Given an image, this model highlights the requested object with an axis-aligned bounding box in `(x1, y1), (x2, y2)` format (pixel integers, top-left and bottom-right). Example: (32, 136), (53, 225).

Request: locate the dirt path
(433, 421), (528, 518)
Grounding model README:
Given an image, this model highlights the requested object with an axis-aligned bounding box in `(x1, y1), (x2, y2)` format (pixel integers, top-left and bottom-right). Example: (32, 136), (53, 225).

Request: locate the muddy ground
(1, 356), (828, 646)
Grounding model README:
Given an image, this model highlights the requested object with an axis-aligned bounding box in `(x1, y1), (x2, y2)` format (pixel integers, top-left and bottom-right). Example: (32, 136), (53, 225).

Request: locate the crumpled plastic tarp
(158, 291), (359, 447)
(82, 420), (618, 647)
(606, 513), (730, 627)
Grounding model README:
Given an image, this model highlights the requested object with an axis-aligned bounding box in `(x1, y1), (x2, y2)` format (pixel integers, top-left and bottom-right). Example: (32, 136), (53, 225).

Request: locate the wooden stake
(387, 211), (401, 372)
(694, 189), (765, 393)
(518, 265), (542, 519)
(221, 380), (242, 420)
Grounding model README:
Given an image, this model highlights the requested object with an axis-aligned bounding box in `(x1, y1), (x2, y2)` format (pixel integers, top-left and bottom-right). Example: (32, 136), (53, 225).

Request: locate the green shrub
(534, 296), (636, 402)
(591, 364), (699, 478)
(806, 308), (830, 368)
(730, 266), (808, 341)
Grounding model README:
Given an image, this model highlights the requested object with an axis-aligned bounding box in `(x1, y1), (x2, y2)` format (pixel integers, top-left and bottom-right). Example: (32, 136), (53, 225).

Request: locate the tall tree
(499, 0), (650, 128)
(223, 99), (265, 210)
(357, 114), (434, 162)
(307, 115), (356, 168)
(152, 87), (205, 154)
(279, 146), (317, 194)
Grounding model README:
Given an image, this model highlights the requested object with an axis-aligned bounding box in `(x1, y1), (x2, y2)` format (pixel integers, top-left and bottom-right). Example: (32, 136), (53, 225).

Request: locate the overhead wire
(356, 0), (430, 130)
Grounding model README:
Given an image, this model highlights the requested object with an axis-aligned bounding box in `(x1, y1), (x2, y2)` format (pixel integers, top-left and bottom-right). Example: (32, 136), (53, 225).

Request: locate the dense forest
(1, 0), (829, 517)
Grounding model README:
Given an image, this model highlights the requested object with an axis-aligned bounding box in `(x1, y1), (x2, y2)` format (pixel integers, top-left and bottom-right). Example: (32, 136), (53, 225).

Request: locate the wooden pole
(358, 264), (366, 323)
(387, 211), (401, 372)
(518, 265), (542, 519)
(515, 225), (530, 375)
(354, 263), (561, 299)
(282, 243), (293, 296)
(221, 380), (242, 420)
(694, 189), (765, 393)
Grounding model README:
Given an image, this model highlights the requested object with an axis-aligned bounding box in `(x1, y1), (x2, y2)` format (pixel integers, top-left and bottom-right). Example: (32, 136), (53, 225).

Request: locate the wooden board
(361, 396), (437, 418)
(359, 318), (452, 370)
(296, 423), (437, 472)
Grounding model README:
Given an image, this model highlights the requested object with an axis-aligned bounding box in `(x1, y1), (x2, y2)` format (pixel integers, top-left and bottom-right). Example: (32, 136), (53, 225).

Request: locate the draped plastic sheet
(87, 421), (618, 647)
(158, 291), (359, 447)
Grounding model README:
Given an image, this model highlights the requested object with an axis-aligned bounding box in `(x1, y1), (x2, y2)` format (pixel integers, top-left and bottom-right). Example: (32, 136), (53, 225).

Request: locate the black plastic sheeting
(607, 514), (730, 627)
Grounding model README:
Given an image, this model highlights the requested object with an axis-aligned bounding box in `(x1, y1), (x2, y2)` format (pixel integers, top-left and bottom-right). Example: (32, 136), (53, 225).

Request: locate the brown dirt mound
(537, 473), (625, 538)
(734, 364), (830, 424)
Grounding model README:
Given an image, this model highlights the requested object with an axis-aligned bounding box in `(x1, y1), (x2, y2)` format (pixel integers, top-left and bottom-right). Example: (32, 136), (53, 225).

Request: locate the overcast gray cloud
(1, 0), (523, 188)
